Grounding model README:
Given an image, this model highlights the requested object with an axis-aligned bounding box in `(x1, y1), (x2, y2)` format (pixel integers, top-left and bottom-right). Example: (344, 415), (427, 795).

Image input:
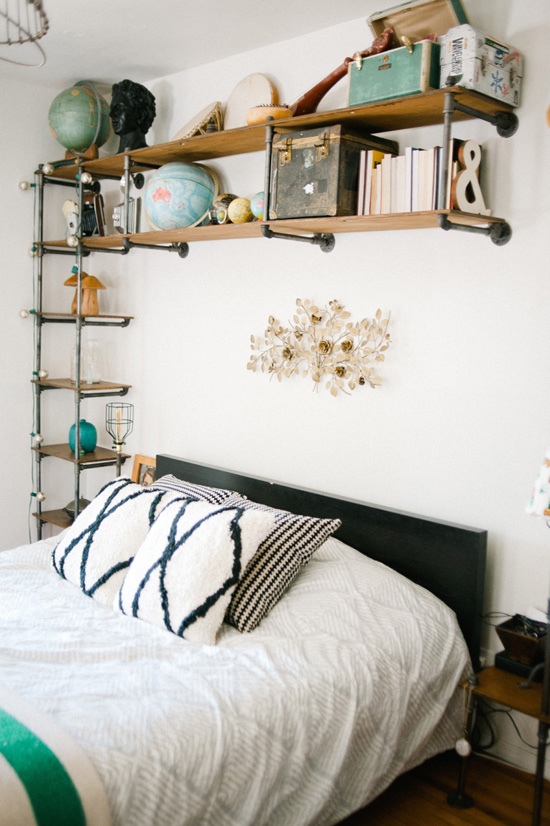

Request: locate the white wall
(0, 77), (58, 548)
(2, 0), (550, 775)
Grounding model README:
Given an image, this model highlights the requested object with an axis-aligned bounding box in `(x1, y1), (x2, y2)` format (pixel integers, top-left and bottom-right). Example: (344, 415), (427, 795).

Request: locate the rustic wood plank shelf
(41, 87), (515, 181)
(465, 665), (550, 724)
(38, 210), (505, 251)
(33, 443), (130, 465)
(33, 508), (74, 529)
(37, 312), (133, 320)
(32, 378), (131, 392)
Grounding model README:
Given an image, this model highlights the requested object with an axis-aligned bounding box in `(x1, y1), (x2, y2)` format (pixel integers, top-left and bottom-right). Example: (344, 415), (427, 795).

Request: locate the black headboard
(156, 454), (487, 670)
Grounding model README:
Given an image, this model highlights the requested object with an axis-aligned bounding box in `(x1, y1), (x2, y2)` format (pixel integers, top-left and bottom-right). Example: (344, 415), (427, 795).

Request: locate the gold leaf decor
(247, 299), (391, 396)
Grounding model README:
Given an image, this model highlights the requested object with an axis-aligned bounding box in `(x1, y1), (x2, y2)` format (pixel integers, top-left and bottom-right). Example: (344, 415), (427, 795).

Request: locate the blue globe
(48, 85), (111, 152)
(144, 162), (217, 230)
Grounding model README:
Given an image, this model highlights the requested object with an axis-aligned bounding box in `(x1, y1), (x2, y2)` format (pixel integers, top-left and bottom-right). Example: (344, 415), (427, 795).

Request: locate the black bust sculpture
(110, 79), (156, 153)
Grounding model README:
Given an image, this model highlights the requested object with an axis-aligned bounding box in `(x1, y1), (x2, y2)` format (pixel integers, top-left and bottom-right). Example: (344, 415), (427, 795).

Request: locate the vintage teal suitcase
(348, 0), (469, 105)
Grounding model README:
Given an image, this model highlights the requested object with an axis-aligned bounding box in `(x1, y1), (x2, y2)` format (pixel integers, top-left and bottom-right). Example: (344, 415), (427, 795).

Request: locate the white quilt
(0, 534), (470, 826)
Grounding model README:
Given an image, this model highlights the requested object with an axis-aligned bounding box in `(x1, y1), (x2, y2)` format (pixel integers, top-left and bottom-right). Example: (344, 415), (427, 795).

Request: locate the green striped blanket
(0, 684), (110, 826)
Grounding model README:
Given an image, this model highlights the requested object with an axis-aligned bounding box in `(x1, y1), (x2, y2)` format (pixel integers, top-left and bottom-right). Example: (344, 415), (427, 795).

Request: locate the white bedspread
(0, 534), (470, 826)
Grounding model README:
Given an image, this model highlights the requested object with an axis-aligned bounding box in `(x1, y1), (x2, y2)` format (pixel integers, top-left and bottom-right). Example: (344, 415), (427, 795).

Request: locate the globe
(144, 163), (217, 230)
(48, 85), (111, 152)
(227, 197), (253, 224)
(250, 191), (264, 220)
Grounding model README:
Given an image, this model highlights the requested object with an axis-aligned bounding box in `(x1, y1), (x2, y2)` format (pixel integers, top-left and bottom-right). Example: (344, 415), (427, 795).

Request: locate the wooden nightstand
(449, 665), (549, 826)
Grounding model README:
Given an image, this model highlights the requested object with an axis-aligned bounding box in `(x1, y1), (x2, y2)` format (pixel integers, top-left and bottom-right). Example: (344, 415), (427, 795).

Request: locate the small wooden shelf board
(33, 509), (74, 529)
(32, 378), (131, 392)
(463, 665), (550, 723)
(32, 443), (130, 465)
(37, 312), (134, 320)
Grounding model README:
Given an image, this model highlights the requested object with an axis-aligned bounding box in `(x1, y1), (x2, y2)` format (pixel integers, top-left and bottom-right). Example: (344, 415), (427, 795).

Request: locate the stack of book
(356, 139), (466, 216)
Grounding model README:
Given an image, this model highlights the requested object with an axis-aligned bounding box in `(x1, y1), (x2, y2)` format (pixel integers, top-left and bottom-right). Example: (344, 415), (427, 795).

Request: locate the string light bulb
(36, 491), (46, 502)
(28, 246), (38, 257)
(66, 235), (78, 248)
(34, 434), (44, 445)
(42, 163), (54, 176)
(19, 180), (31, 191)
(38, 369), (49, 379)
(80, 172), (93, 184)
(20, 309), (30, 318)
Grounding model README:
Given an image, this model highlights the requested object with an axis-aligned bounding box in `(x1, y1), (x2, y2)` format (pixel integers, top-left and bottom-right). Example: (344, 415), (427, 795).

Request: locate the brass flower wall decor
(248, 299), (391, 396)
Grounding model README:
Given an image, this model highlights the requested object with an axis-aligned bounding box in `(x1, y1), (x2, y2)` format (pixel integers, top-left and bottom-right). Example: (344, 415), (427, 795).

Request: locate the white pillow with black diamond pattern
(51, 477), (175, 606)
(116, 497), (275, 645)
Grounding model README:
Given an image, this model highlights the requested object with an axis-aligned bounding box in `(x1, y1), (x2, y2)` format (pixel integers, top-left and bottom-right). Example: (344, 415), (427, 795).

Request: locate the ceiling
(0, 0), (369, 89)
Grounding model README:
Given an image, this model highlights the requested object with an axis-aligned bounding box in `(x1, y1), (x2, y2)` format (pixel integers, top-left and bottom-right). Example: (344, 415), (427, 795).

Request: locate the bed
(0, 454), (487, 826)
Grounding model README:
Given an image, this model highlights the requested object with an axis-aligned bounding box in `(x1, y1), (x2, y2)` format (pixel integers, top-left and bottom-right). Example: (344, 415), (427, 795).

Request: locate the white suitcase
(440, 24), (523, 107)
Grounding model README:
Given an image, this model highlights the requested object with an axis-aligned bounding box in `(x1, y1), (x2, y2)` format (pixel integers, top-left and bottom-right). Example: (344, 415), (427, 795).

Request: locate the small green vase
(69, 419), (97, 453)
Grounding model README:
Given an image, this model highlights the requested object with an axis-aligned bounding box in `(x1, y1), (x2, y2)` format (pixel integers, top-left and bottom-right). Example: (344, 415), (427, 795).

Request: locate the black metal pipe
(77, 388), (129, 400)
(261, 224), (335, 252)
(123, 238), (189, 258)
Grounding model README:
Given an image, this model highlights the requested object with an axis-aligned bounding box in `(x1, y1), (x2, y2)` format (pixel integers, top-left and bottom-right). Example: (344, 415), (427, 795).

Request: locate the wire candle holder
(105, 402), (133, 476)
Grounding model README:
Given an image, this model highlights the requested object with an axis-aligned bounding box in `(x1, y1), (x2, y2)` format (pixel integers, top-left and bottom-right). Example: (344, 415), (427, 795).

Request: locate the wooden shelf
(33, 443), (130, 465)
(41, 87), (514, 181)
(465, 666), (550, 723)
(37, 311), (133, 321)
(33, 509), (73, 529)
(38, 210), (504, 251)
(32, 378), (131, 392)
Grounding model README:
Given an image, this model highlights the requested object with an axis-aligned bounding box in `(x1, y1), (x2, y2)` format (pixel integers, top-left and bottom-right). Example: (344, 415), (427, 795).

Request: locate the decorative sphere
(34, 434), (44, 444)
(20, 309), (29, 318)
(38, 369), (49, 379)
(209, 193), (237, 225)
(144, 162), (216, 230)
(250, 191), (264, 220)
(48, 85), (111, 152)
(36, 491), (46, 502)
(227, 197), (253, 224)
(19, 180), (30, 191)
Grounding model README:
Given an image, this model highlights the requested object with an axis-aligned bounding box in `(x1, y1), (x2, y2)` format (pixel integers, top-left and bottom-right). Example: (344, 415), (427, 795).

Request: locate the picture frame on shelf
(131, 454), (156, 487)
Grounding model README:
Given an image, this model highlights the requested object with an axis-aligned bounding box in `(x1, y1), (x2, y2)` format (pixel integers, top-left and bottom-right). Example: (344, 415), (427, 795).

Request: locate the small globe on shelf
(227, 197), (253, 224)
(250, 191), (264, 220)
(48, 83), (111, 153)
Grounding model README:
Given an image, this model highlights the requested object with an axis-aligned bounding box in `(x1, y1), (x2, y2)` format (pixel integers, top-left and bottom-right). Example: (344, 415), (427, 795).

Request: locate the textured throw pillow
(52, 477), (173, 606)
(150, 474), (241, 505)
(116, 497), (275, 645)
(225, 498), (341, 632)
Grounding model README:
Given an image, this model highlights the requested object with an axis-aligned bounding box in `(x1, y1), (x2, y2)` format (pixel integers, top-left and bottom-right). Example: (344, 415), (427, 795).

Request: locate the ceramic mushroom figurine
(64, 272), (106, 315)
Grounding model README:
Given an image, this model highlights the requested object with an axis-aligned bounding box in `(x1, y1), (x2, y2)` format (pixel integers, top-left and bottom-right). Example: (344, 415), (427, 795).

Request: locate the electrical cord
(473, 698), (548, 753)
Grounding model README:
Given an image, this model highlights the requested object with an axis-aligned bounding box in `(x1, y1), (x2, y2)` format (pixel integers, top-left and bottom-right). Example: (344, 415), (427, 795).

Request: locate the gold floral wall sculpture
(248, 299), (391, 396)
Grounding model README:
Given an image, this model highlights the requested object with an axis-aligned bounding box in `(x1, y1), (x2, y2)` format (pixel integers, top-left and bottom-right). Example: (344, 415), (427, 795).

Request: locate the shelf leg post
(448, 676), (476, 809)
(263, 118), (274, 224)
(123, 154), (132, 235)
(438, 91), (455, 210)
(33, 169), (45, 541)
(72, 166), (85, 519)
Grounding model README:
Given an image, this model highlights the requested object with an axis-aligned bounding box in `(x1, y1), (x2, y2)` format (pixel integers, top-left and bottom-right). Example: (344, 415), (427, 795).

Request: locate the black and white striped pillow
(150, 474), (240, 505)
(225, 498), (341, 632)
